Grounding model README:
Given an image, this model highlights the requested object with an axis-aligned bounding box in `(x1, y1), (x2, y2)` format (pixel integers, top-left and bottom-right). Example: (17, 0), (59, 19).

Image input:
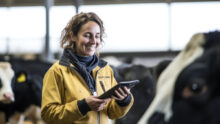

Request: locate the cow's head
(114, 64), (155, 124)
(0, 62), (15, 104)
(138, 31), (220, 124)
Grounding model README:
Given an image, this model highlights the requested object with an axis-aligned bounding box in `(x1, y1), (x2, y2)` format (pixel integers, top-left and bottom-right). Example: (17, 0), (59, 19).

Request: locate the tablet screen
(98, 80), (140, 99)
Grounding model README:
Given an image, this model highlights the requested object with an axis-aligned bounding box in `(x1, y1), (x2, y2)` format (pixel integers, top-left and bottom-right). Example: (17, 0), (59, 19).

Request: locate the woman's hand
(111, 86), (131, 101)
(85, 96), (110, 111)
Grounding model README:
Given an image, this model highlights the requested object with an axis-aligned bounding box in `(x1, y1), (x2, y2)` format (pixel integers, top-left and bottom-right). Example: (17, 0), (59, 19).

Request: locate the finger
(118, 87), (126, 95)
(87, 96), (104, 103)
(117, 88), (128, 98)
(123, 86), (131, 94)
(94, 98), (106, 103)
(111, 95), (120, 101)
(113, 90), (125, 101)
(101, 102), (106, 107)
(86, 97), (106, 111)
(103, 98), (110, 104)
(115, 90), (123, 98)
(97, 103), (105, 111)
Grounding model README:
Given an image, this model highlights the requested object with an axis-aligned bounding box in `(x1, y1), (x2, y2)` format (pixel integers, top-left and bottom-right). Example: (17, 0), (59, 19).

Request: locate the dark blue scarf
(75, 54), (98, 73)
(65, 48), (99, 93)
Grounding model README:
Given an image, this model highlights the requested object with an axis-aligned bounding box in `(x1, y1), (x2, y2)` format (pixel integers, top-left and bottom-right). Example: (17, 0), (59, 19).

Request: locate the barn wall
(100, 51), (178, 67)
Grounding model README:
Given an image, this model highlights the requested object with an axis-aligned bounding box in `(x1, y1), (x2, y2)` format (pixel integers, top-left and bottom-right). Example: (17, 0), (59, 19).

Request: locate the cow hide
(138, 31), (220, 124)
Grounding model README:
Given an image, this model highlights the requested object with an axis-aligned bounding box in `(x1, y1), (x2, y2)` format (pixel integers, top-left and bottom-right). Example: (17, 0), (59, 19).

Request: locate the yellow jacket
(41, 53), (133, 124)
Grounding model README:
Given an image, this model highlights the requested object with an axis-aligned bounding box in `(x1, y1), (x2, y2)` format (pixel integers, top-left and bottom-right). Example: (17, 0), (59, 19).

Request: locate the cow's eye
(182, 78), (207, 98)
(190, 82), (204, 93)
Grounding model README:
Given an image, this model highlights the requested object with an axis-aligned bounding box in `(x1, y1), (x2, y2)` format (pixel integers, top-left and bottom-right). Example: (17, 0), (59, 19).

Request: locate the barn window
(80, 3), (169, 52)
(0, 2), (220, 54)
(171, 2), (220, 50)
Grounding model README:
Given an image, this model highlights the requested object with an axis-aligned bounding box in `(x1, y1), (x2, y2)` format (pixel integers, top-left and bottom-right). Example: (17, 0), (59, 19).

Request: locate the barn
(0, 0), (220, 124)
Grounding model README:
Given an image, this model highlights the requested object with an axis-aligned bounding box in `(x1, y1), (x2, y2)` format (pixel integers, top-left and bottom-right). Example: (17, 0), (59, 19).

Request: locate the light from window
(80, 3), (169, 52)
(171, 2), (220, 50)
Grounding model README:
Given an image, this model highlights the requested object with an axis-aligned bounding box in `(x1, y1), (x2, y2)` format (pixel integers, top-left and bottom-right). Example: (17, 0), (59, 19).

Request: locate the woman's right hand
(85, 96), (110, 111)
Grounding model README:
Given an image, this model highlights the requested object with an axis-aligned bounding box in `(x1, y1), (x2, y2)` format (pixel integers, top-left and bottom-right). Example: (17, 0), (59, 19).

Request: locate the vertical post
(75, 0), (82, 14)
(167, 0), (172, 51)
(44, 0), (53, 61)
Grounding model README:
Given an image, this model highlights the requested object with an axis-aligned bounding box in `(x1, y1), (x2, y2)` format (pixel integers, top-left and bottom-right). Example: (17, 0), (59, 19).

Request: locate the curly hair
(60, 12), (105, 54)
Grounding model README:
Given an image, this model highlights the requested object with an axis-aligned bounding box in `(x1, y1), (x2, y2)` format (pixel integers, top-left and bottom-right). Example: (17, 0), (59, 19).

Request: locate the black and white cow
(138, 31), (220, 124)
(103, 56), (172, 124)
(0, 62), (15, 104)
(114, 64), (156, 124)
(0, 57), (51, 124)
(152, 60), (171, 82)
(102, 56), (155, 124)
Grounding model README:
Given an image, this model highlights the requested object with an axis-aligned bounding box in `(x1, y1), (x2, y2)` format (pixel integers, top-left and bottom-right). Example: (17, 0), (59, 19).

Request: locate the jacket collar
(59, 49), (108, 69)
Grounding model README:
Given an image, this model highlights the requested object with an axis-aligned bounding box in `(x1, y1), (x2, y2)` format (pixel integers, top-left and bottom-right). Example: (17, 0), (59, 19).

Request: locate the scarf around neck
(65, 48), (99, 93)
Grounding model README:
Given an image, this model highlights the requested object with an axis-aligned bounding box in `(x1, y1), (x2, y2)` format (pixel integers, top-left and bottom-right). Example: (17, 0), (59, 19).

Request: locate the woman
(41, 12), (134, 124)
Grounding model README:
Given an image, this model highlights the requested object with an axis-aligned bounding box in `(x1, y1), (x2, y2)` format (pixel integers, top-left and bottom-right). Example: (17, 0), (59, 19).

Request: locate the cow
(138, 30), (220, 124)
(0, 62), (15, 104)
(102, 56), (173, 124)
(102, 56), (155, 124)
(152, 60), (171, 82)
(114, 64), (155, 124)
(0, 57), (52, 124)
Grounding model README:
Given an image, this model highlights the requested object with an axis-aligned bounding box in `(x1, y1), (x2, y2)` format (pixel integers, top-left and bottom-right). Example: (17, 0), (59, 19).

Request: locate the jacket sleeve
(106, 69), (134, 119)
(41, 67), (85, 124)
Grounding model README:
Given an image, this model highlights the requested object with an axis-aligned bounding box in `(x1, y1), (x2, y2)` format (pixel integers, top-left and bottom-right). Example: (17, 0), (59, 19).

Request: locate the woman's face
(72, 21), (101, 56)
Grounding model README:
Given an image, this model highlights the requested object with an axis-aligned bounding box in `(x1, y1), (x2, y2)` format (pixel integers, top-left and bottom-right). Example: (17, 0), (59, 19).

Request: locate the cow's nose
(2, 92), (14, 103)
(148, 112), (166, 124)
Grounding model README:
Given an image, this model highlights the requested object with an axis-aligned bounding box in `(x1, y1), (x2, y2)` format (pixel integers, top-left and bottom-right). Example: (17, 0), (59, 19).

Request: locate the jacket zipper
(94, 64), (108, 124)
(95, 65), (107, 124)
(73, 68), (101, 124)
(95, 68), (102, 124)
(69, 64), (107, 124)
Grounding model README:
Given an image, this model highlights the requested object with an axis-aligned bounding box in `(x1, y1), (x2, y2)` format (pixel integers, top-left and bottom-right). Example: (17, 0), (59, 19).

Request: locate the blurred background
(1, 0), (220, 66)
(1, 1), (220, 124)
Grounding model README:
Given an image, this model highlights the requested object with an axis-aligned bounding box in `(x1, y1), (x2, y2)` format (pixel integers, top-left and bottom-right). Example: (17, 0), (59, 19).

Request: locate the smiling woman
(60, 13), (104, 56)
(41, 12), (134, 124)
(70, 21), (101, 56)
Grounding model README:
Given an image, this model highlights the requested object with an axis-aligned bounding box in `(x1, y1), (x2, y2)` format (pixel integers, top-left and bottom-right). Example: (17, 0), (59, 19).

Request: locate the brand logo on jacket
(98, 76), (111, 79)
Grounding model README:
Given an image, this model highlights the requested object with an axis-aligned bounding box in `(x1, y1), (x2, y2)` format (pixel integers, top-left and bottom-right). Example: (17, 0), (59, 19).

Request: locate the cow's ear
(16, 71), (27, 83)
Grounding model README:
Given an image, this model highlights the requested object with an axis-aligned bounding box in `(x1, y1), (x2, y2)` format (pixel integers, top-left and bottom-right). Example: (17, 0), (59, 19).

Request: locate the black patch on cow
(0, 79), (2, 89)
(115, 65), (155, 124)
(0, 57), (52, 122)
(157, 31), (220, 124)
(148, 112), (167, 124)
(204, 30), (220, 50)
(147, 31), (220, 124)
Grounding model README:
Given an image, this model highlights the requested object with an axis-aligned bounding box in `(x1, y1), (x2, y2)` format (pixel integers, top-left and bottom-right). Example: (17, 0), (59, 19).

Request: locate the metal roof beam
(0, 0), (219, 7)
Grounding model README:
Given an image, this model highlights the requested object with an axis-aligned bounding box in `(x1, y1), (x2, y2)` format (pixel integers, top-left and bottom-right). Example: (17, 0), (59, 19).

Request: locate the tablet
(98, 80), (140, 99)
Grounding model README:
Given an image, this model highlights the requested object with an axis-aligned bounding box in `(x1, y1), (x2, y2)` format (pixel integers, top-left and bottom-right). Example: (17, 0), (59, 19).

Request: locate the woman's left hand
(111, 86), (131, 101)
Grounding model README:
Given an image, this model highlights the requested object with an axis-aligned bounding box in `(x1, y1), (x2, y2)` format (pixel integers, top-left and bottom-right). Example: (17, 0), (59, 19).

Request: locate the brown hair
(60, 12), (105, 53)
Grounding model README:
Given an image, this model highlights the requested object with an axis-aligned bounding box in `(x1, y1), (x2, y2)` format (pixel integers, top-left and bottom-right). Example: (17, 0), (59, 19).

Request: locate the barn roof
(0, 0), (219, 7)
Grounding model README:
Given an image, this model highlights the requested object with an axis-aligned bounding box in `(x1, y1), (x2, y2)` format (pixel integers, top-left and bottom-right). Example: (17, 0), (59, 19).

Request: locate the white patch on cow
(8, 112), (25, 124)
(102, 56), (124, 67)
(23, 105), (43, 124)
(138, 33), (205, 124)
(0, 62), (15, 102)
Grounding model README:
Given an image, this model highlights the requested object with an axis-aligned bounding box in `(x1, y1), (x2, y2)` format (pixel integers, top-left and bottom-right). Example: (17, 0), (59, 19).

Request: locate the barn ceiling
(0, 0), (219, 7)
